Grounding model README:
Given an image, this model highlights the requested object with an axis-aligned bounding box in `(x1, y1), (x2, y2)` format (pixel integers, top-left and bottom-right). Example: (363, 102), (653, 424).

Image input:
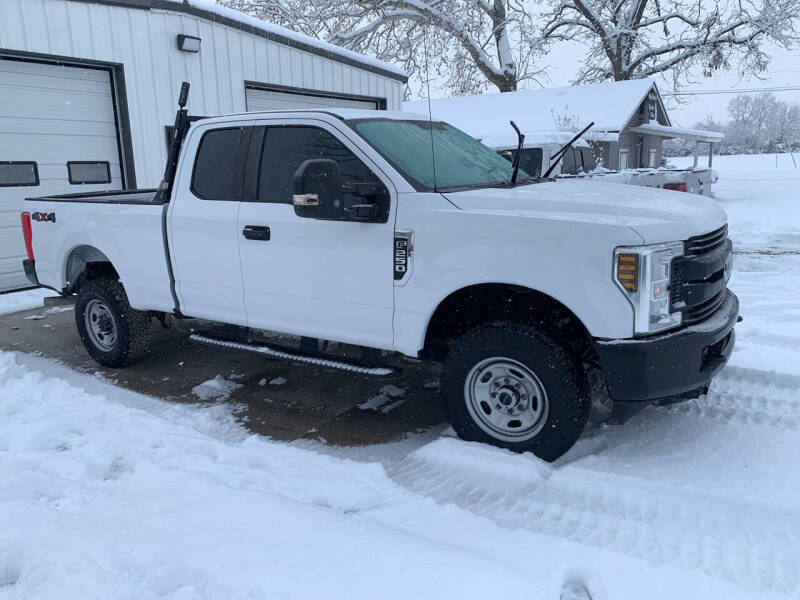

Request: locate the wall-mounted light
(177, 34), (201, 53)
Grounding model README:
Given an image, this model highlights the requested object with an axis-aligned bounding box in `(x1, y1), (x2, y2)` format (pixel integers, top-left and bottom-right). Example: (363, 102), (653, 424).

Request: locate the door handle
(242, 225), (270, 241)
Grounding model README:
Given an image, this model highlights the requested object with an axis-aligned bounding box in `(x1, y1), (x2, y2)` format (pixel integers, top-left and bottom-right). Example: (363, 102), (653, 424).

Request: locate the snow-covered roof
(404, 79), (662, 139)
(628, 122), (725, 142)
(185, 1), (406, 80)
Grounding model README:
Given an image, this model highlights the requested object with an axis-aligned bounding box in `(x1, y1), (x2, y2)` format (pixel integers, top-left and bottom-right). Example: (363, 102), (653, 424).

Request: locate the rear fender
(64, 245), (113, 293)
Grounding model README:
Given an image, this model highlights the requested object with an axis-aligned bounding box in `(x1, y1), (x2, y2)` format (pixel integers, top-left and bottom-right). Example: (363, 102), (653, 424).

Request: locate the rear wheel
(441, 322), (590, 461)
(75, 277), (151, 367)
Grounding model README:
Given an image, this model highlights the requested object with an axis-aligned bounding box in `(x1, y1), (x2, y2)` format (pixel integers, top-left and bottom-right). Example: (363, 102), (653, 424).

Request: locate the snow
(0, 288), (49, 316)
(480, 130), (592, 150)
(186, 0), (406, 78)
(2, 153), (800, 599)
(629, 121), (725, 142)
(404, 79), (657, 139)
(358, 384), (408, 412)
(191, 375), (243, 401)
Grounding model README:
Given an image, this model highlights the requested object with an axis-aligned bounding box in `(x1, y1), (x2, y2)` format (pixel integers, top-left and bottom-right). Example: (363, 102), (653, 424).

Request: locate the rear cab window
(561, 148), (578, 175)
(579, 148), (596, 172)
(498, 148), (543, 178)
(191, 128), (243, 200)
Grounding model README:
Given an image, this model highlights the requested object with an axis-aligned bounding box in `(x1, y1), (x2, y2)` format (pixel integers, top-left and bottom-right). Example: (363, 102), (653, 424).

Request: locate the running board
(189, 333), (400, 377)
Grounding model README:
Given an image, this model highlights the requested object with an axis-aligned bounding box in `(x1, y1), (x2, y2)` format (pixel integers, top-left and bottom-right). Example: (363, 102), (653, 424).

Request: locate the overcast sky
(418, 40), (800, 127)
(542, 40), (800, 126)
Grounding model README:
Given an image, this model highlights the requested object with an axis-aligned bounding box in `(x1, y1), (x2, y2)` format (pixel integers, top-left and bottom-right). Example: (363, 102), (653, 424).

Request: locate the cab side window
(191, 128), (242, 200)
(257, 126), (388, 219)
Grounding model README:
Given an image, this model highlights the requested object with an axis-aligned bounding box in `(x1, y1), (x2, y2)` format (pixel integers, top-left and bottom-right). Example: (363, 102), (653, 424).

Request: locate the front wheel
(75, 277), (151, 367)
(441, 322), (590, 461)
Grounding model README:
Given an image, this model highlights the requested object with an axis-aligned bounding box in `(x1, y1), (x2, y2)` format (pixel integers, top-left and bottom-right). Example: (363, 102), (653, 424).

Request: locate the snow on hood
(443, 179), (727, 244)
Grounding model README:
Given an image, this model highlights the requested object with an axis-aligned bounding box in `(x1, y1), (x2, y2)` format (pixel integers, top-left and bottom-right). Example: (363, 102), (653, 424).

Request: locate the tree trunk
(496, 75), (518, 91)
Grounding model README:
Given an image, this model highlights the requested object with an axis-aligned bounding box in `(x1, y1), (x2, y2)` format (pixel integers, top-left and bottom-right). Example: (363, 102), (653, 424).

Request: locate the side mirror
(292, 159), (343, 219)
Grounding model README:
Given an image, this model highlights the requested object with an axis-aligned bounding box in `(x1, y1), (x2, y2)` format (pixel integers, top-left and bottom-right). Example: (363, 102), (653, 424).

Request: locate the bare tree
(665, 92), (800, 155)
(223, 0), (545, 95)
(542, 0), (800, 84)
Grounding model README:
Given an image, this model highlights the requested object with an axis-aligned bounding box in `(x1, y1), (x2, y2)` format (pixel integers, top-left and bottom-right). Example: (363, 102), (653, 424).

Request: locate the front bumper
(23, 259), (39, 286)
(595, 290), (738, 406)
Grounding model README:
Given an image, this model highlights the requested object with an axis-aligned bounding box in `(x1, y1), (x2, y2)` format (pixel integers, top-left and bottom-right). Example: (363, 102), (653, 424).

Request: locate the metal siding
(245, 88), (378, 111)
(0, 58), (122, 290)
(0, 0), (403, 188)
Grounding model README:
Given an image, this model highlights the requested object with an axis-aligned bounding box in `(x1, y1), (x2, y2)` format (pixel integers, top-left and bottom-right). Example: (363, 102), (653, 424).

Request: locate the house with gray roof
(405, 79), (723, 170)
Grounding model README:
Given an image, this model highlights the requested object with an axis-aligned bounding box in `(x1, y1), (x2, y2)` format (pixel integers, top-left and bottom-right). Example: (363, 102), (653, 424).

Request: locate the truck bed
(26, 189), (162, 205)
(557, 167), (716, 196)
(24, 188), (174, 312)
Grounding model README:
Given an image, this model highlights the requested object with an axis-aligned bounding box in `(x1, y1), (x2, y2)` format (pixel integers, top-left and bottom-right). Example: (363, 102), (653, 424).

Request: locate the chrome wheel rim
(84, 299), (117, 351)
(464, 357), (549, 442)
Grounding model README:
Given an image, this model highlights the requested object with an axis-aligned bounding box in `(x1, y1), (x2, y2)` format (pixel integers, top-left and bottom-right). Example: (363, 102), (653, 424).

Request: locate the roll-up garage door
(0, 58), (123, 292)
(245, 86), (379, 112)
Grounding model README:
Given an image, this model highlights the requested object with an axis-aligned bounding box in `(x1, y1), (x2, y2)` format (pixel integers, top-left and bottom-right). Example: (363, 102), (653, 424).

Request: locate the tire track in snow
(667, 366), (800, 429)
(386, 439), (800, 597)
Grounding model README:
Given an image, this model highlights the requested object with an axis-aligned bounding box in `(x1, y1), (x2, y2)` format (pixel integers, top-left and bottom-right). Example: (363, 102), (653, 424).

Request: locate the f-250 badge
(31, 212), (56, 223)
(394, 231), (413, 282)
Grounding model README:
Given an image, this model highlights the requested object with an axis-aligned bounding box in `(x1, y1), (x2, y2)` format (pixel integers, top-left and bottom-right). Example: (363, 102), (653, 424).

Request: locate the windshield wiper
(543, 121), (595, 178)
(515, 176), (544, 185)
(509, 120), (525, 185)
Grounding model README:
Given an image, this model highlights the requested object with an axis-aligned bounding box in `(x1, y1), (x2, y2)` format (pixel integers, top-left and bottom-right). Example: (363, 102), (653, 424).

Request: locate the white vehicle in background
(20, 84), (738, 461)
(485, 130), (718, 196)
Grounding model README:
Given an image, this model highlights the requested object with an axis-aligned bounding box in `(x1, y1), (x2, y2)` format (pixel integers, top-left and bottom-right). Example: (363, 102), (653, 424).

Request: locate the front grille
(671, 226), (731, 326)
(685, 224), (728, 255)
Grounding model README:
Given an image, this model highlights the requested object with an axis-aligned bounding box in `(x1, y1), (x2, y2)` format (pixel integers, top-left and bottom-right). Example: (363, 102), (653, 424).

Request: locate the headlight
(614, 242), (684, 335)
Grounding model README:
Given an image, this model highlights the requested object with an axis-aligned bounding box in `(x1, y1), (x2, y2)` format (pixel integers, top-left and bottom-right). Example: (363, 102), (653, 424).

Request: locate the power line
(664, 85), (800, 96)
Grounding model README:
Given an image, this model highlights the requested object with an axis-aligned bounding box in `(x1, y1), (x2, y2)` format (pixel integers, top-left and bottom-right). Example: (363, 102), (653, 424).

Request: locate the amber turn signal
(616, 253), (639, 292)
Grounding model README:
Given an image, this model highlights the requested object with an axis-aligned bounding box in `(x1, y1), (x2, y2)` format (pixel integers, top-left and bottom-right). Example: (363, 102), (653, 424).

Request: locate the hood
(443, 179), (726, 244)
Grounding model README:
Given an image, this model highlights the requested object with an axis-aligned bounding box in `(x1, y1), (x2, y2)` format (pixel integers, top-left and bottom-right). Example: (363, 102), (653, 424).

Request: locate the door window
(0, 161), (39, 187)
(257, 126), (389, 219)
(648, 149), (657, 168)
(191, 128), (243, 200)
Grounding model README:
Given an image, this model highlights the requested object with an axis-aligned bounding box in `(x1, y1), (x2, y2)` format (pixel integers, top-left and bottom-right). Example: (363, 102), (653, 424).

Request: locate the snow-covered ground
(0, 288), (49, 316)
(2, 154), (800, 600)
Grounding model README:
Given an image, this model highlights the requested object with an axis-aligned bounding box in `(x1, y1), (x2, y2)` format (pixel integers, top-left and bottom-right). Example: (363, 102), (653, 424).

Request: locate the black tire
(441, 322), (590, 461)
(75, 277), (151, 367)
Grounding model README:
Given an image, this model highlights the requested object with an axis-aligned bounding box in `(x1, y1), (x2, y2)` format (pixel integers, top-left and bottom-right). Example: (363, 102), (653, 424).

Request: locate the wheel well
(423, 283), (596, 362)
(64, 245), (119, 293)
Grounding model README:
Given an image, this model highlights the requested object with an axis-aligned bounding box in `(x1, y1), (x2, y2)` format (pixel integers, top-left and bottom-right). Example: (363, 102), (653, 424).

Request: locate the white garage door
(245, 87), (379, 112)
(0, 58), (123, 292)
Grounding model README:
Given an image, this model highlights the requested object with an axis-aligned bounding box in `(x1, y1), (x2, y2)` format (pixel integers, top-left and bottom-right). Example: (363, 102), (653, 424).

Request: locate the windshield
(347, 118), (530, 192)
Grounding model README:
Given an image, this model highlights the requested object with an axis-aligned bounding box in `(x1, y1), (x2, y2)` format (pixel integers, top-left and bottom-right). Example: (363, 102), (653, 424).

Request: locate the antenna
(422, 24), (438, 192)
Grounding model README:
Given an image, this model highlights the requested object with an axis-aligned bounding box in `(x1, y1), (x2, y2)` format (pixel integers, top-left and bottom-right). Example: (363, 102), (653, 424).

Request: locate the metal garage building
(0, 0), (406, 292)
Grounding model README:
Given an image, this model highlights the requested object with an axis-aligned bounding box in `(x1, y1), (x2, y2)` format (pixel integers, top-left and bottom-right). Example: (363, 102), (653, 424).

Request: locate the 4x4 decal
(31, 212), (56, 223)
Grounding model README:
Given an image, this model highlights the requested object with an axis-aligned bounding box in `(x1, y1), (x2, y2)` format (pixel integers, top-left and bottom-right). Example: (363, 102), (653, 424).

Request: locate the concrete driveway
(0, 297), (446, 446)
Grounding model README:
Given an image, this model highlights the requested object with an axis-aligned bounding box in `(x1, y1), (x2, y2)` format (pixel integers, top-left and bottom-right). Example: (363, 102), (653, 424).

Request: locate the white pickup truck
(21, 86), (738, 460)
